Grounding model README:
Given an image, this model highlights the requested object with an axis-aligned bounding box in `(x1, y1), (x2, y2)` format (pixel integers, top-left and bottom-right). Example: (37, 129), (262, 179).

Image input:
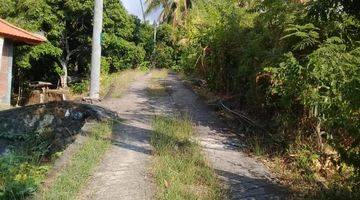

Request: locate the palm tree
(145, 0), (192, 26)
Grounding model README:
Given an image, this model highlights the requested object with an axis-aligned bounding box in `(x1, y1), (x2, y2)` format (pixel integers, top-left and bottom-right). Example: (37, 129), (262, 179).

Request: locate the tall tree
(0, 0), (144, 94)
(90, 0), (103, 99)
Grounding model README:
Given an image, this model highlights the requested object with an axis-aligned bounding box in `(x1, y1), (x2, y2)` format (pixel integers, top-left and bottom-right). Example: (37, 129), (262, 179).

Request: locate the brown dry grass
(101, 69), (145, 98)
(146, 69), (169, 97)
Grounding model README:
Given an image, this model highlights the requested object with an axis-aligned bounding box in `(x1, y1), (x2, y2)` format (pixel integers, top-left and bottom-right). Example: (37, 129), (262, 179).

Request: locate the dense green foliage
(0, 0), (154, 91)
(177, 0), (359, 167)
(0, 121), (112, 200)
(149, 0), (360, 196)
(152, 24), (177, 69)
(0, 153), (49, 200)
(0, 0), (359, 197)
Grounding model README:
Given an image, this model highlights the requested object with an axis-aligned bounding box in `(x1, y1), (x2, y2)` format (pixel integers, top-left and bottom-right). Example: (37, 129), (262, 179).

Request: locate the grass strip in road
(36, 121), (113, 200)
(151, 116), (223, 200)
(146, 69), (169, 97)
(150, 69), (169, 80)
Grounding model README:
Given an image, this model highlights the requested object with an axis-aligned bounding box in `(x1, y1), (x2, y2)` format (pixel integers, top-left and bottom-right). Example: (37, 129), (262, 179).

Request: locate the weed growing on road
(146, 80), (168, 97)
(151, 69), (169, 80)
(151, 116), (223, 200)
(146, 69), (169, 97)
(36, 121), (113, 200)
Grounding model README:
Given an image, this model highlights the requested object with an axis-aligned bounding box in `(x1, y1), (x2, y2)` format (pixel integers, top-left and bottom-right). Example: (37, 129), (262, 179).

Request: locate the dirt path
(79, 71), (285, 200)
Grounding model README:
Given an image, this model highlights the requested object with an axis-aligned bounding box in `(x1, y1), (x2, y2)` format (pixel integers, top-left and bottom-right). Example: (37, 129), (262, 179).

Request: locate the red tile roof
(0, 18), (46, 45)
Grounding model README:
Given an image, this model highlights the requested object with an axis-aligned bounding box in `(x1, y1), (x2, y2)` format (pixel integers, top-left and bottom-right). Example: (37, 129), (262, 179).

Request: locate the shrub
(0, 130), (53, 199)
(139, 61), (150, 72)
(268, 39), (360, 170)
(70, 80), (89, 95)
(153, 44), (175, 68)
(0, 153), (49, 200)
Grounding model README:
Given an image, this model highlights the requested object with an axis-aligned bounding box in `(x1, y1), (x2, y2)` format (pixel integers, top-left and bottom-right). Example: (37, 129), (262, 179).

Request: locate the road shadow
(110, 121), (153, 156)
(215, 169), (288, 199)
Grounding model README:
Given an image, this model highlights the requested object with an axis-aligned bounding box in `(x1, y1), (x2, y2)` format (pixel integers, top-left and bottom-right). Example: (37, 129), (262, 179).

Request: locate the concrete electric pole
(89, 0), (103, 100)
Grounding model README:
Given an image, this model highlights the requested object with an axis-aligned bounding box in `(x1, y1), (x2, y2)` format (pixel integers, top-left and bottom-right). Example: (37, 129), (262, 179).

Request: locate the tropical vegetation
(0, 0), (359, 198)
(146, 0), (360, 198)
(0, 0), (153, 98)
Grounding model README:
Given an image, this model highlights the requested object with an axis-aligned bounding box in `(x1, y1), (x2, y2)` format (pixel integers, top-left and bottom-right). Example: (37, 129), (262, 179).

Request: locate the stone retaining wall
(0, 101), (117, 155)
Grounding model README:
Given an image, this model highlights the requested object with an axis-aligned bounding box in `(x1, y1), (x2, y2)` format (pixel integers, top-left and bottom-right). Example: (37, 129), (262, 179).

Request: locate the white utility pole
(153, 20), (157, 53)
(89, 0), (103, 100)
(139, 0), (146, 22)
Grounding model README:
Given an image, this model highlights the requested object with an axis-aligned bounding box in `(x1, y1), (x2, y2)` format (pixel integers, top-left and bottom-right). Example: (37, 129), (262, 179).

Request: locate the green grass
(0, 129), (55, 200)
(36, 121), (113, 200)
(151, 116), (223, 200)
(0, 154), (50, 200)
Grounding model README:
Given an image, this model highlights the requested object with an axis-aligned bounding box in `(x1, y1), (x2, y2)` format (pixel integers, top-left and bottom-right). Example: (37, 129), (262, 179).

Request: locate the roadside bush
(102, 38), (146, 71)
(149, 24), (176, 69)
(0, 153), (49, 200)
(139, 61), (150, 72)
(153, 44), (175, 68)
(268, 39), (360, 170)
(0, 130), (54, 199)
(70, 80), (89, 95)
(171, 0), (360, 196)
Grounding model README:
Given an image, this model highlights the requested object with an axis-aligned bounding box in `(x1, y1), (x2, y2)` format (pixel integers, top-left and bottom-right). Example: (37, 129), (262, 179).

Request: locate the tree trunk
(316, 121), (323, 150)
(60, 60), (68, 88)
(313, 105), (324, 150)
(89, 0), (103, 100)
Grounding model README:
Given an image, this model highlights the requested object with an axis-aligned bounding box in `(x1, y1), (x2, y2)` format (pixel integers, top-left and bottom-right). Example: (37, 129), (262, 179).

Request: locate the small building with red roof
(0, 18), (46, 105)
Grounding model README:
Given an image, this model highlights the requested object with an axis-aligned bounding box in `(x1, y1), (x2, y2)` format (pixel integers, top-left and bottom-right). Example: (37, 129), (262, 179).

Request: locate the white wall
(0, 38), (13, 105)
(6, 40), (13, 104)
(0, 37), (4, 72)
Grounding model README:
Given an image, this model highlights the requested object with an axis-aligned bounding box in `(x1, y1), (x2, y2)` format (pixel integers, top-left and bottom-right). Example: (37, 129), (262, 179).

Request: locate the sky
(120, 0), (161, 23)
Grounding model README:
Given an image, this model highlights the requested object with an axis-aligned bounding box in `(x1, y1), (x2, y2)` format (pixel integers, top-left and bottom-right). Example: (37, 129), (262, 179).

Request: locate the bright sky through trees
(121, 0), (161, 23)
